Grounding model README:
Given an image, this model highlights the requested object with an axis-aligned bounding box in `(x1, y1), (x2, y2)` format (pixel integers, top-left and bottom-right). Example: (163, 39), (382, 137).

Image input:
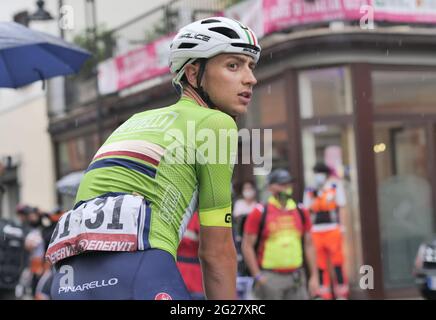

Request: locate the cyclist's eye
(228, 63), (238, 70)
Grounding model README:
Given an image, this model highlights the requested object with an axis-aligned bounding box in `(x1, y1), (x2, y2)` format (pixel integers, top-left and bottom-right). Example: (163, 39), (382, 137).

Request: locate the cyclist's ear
(184, 63), (200, 89)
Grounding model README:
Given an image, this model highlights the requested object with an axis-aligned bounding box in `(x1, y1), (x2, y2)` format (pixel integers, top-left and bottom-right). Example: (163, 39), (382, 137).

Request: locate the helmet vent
(178, 42), (198, 49)
(201, 19), (221, 24)
(208, 27), (240, 39)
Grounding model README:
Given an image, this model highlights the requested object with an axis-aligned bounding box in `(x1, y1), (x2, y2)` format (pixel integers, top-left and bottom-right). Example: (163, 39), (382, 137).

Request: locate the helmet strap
(193, 59), (218, 109)
(174, 58), (218, 110)
(172, 58), (197, 96)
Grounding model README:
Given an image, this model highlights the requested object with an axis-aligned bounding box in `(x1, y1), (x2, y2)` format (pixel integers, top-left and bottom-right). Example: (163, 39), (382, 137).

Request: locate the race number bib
(46, 194), (146, 264)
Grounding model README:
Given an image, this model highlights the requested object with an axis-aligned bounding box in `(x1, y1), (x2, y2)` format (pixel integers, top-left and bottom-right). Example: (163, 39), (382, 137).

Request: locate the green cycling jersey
(75, 96), (238, 258)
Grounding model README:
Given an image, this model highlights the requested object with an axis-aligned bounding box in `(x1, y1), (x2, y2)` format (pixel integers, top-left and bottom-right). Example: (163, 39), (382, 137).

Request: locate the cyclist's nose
(243, 68), (257, 87)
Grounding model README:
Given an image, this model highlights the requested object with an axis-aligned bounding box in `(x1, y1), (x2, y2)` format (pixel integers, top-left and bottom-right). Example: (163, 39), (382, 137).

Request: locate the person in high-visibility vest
(242, 169), (319, 300)
(176, 212), (204, 300)
(303, 163), (349, 300)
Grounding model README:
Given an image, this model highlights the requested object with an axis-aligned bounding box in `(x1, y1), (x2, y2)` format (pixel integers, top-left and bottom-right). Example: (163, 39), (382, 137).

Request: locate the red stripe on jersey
(94, 151), (159, 166)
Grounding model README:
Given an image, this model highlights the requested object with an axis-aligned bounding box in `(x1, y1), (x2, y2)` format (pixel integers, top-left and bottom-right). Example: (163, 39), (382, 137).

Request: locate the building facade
(0, 86), (56, 219)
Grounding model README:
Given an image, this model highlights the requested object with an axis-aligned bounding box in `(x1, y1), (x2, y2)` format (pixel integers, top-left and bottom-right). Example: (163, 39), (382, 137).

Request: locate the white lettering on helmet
(243, 47), (259, 55)
(179, 33), (211, 42)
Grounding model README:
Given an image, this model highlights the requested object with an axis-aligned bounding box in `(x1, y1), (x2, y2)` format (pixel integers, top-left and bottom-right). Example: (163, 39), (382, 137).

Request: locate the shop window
(299, 67), (352, 118)
(372, 71), (436, 114)
(84, 133), (100, 163)
(58, 134), (99, 177)
(58, 142), (71, 177)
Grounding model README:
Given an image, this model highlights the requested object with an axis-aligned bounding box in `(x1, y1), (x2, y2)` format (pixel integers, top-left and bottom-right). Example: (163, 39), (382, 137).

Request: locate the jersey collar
(182, 85), (208, 108)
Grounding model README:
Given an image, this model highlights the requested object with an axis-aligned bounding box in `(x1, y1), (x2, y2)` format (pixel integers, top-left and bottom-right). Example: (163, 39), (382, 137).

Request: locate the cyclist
(47, 16), (260, 300)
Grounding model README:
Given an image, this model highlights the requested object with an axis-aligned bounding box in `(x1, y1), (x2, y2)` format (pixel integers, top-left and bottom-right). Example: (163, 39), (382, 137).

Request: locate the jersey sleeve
(195, 112), (238, 227)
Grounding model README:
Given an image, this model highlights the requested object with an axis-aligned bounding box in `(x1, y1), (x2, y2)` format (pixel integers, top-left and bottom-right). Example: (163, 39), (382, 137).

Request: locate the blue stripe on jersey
(86, 158), (156, 178)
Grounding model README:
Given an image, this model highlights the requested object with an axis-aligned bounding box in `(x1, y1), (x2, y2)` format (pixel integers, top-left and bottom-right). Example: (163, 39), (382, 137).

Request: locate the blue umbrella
(56, 170), (84, 196)
(0, 21), (91, 88)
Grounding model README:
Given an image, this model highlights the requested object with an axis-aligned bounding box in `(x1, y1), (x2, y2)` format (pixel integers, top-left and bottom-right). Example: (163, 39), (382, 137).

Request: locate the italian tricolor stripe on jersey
(86, 140), (166, 178)
(94, 151), (159, 166)
(86, 158), (157, 178)
(93, 140), (165, 166)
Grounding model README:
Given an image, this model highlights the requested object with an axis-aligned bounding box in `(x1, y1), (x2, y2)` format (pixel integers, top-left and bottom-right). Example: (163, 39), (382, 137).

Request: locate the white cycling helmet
(169, 16), (261, 90)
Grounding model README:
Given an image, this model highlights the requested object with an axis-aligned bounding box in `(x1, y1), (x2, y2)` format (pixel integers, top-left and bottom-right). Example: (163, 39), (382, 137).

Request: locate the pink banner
(98, 34), (174, 95)
(262, 0), (436, 35)
(98, 0), (436, 94)
(264, 0), (353, 34)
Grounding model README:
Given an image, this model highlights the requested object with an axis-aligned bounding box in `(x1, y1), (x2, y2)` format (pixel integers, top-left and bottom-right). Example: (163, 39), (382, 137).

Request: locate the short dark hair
(239, 180), (256, 193)
(16, 204), (31, 215)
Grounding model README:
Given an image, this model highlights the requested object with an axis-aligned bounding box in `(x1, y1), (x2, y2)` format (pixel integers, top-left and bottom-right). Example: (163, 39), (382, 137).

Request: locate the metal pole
(86, 0), (103, 145)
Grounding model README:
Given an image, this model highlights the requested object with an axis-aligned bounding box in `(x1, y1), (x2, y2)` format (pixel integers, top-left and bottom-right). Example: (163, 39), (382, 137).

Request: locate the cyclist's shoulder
(118, 99), (236, 136)
(171, 98), (237, 129)
(196, 109), (237, 131)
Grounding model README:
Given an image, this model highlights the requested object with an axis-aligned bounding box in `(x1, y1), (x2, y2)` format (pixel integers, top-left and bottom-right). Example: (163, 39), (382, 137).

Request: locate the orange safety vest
(308, 186), (340, 225)
(30, 257), (44, 275)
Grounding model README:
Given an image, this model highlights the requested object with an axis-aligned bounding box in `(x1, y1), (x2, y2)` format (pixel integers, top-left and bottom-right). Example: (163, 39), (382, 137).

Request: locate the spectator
(24, 207), (45, 298)
(242, 169), (318, 300)
(176, 212), (204, 299)
(233, 181), (258, 238)
(233, 181), (259, 276)
(303, 162), (349, 300)
(34, 207), (64, 300)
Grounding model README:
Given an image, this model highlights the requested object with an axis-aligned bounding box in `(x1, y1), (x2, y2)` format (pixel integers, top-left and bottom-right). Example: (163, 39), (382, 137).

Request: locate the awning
(56, 171), (84, 196)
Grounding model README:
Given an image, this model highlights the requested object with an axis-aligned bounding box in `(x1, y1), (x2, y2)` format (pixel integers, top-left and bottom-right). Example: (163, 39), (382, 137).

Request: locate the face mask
(314, 173), (327, 187)
(243, 189), (256, 200)
(277, 187), (293, 202)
